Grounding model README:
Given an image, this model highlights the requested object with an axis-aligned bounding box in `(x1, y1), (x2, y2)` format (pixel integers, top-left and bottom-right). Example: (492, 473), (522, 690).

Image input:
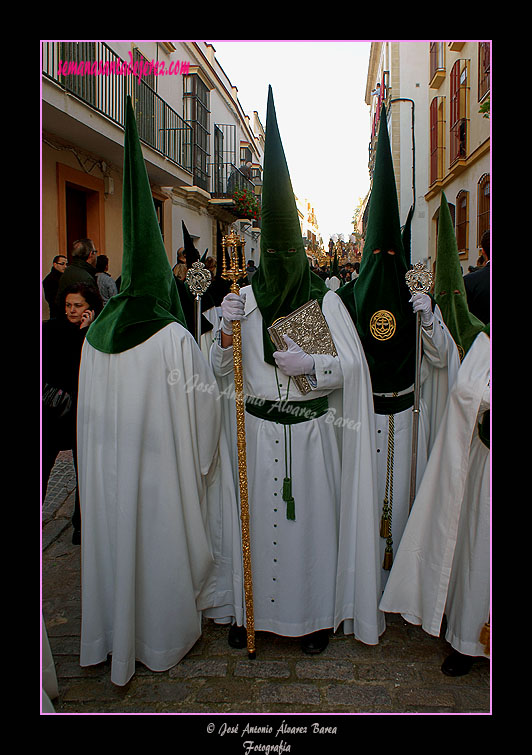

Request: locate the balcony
(41, 41), (193, 174)
(208, 162), (261, 224)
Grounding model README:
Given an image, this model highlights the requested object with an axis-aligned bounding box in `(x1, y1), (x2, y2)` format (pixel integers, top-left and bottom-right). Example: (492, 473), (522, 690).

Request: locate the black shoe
(72, 528), (81, 545)
(441, 650), (474, 677)
(301, 629), (329, 654)
(228, 623), (247, 649)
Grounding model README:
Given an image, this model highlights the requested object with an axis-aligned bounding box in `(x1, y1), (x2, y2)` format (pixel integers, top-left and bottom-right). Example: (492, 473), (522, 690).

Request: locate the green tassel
(286, 496), (295, 520)
(283, 477), (295, 520)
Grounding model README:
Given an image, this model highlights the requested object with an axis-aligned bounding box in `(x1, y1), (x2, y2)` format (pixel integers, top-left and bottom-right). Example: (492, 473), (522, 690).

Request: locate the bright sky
(208, 40), (372, 246)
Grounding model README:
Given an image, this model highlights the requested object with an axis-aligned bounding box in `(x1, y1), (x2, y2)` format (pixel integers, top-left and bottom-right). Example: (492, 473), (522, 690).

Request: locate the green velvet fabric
(251, 86), (328, 365)
(86, 95), (186, 354)
(433, 192), (488, 358)
(338, 105), (416, 393)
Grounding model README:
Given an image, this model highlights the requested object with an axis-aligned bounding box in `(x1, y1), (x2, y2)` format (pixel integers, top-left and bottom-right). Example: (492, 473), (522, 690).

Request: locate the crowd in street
(42, 93), (490, 711)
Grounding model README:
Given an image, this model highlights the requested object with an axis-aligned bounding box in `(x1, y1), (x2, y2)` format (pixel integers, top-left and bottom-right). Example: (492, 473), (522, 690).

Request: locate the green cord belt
(245, 376), (329, 522)
(245, 395), (329, 425)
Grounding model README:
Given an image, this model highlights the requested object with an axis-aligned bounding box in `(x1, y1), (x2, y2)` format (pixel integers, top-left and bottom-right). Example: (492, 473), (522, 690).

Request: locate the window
(450, 59), (469, 165)
(183, 74), (211, 191)
(429, 97), (446, 184)
(455, 190), (469, 255)
(478, 42), (490, 101)
(59, 42), (96, 107)
(429, 42), (445, 87)
(477, 174), (490, 246)
(240, 145), (253, 164)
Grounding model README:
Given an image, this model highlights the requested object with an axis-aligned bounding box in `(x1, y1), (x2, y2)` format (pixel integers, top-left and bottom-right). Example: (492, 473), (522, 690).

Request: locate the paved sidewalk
(42, 453), (490, 718)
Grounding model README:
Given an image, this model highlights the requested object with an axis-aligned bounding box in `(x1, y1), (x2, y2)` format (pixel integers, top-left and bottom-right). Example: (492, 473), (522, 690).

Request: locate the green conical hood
(338, 105), (415, 393)
(434, 192), (487, 359)
(182, 221), (200, 267)
(251, 85), (328, 365)
(86, 96), (186, 354)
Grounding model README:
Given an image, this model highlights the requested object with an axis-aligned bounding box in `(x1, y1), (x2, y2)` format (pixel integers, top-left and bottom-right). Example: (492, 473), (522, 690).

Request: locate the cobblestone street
(42, 451), (490, 720)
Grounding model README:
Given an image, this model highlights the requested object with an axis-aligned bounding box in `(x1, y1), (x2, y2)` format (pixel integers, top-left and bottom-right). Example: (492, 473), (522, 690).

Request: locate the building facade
(41, 41), (264, 318)
(365, 41), (490, 274)
(424, 41), (490, 273)
(295, 194), (323, 264)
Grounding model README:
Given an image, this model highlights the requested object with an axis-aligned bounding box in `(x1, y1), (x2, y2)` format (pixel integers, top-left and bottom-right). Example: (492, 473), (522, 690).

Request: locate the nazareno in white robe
(379, 331), (490, 657)
(210, 287), (385, 645)
(77, 323), (240, 686)
(374, 306), (460, 591)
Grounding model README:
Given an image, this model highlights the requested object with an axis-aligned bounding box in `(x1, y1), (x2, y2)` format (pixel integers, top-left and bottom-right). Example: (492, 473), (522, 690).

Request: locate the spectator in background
(463, 230), (490, 325)
(245, 259), (257, 282)
(43, 255), (67, 318)
(42, 281), (103, 544)
(172, 262), (187, 282)
(95, 254), (118, 305)
(57, 239), (98, 303)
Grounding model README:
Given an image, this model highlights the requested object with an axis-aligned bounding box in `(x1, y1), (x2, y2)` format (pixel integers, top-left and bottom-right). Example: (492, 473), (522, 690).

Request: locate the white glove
(410, 293), (434, 328)
(273, 335), (315, 377)
(221, 292), (246, 335)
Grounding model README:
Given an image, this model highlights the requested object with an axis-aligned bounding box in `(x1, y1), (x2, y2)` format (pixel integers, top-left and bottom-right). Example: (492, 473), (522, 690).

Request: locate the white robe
(77, 323), (240, 686)
(199, 306), (220, 362)
(325, 276), (341, 292)
(374, 307), (460, 590)
(210, 288), (385, 645)
(379, 332), (490, 657)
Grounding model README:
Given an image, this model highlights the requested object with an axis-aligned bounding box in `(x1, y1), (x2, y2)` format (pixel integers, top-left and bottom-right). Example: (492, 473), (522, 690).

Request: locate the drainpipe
(389, 97), (415, 216)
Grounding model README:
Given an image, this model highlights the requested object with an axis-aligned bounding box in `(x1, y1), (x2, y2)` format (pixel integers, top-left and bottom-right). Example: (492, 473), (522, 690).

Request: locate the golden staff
(405, 261), (433, 513)
(221, 231), (255, 659)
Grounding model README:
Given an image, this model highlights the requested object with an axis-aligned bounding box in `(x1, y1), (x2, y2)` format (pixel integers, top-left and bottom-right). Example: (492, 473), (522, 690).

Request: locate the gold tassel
(380, 513), (391, 538)
(383, 548), (393, 570)
(479, 622), (490, 655)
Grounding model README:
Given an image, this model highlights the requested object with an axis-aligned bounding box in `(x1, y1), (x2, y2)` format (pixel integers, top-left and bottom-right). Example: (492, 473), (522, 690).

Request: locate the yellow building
(295, 194), (323, 263)
(424, 41), (490, 273)
(365, 41), (490, 274)
(41, 41), (264, 318)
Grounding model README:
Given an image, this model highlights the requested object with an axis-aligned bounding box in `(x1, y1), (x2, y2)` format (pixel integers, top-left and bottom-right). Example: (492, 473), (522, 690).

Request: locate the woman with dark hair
(95, 254), (118, 305)
(42, 282), (103, 544)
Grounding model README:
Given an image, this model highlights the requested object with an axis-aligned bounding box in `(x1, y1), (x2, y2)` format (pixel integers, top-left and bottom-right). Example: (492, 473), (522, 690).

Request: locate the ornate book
(267, 299), (338, 395)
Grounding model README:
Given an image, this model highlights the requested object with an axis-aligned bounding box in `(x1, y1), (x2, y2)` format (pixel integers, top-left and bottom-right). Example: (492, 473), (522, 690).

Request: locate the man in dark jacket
(57, 239), (98, 303)
(463, 230), (490, 325)
(43, 254), (67, 318)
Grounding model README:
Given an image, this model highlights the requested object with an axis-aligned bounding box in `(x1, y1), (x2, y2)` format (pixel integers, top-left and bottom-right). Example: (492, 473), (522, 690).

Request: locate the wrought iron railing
(42, 41), (193, 173)
(209, 161), (256, 198)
